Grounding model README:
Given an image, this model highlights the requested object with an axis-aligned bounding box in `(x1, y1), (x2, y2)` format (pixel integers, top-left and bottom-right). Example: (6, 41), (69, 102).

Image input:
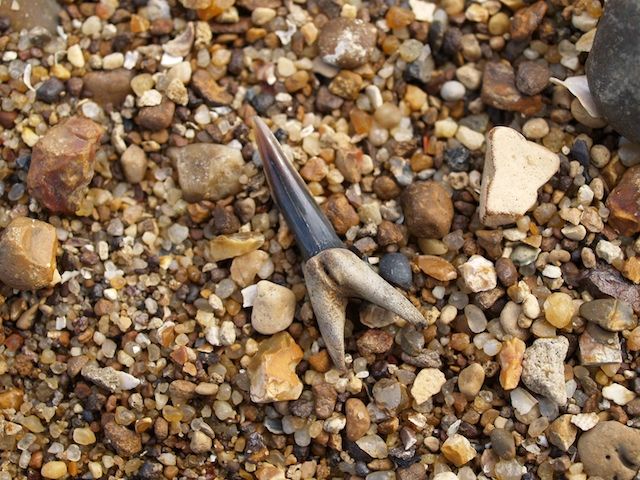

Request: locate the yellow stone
(41, 461), (68, 479)
(0, 388), (24, 410)
(543, 292), (575, 328)
(499, 338), (525, 390)
(248, 332), (303, 403)
(207, 232), (265, 262)
(441, 433), (477, 466)
(73, 427), (96, 445)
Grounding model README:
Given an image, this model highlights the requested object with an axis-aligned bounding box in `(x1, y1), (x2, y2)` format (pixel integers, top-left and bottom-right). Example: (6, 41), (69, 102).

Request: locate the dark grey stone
(378, 252), (412, 289)
(586, 0), (640, 143)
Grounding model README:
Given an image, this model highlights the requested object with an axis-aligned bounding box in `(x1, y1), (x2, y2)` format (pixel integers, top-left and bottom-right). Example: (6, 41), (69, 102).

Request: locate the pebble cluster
(0, 0), (639, 480)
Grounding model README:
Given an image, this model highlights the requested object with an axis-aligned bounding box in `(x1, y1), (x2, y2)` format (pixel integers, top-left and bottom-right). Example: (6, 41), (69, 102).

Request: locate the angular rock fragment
(521, 336), (568, 405)
(441, 434), (476, 467)
(459, 255), (497, 292)
(248, 332), (303, 403)
(510, 1), (547, 41)
(580, 264), (640, 313)
(586, 0), (640, 143)
(104, 422), (142, 457)
(579, 323), (623, 366)
(191, 69), (234, 106)
(499, 338), (525, 390)
(169, 143), (245, 202)
(579, 299), (637, 332)
(208, 232), (265, 262)
(27, 116), (104, 214)
(479, 127), (559, 227)
(0, 217), (58, 291)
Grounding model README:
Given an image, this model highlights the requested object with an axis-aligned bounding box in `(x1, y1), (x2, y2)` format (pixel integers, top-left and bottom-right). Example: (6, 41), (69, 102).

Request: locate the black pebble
(445, 146), (471, 172)
(36, 77), (65, 104)
(379, 252), (412, 289)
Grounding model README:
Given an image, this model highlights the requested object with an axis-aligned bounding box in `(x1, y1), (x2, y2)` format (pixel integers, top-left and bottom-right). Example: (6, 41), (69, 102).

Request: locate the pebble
(479, 127), (559, 227)
(73, 427), (97, 445)
(547, 414), (577, 451)
(459, 255), (497, 292)
(411, 368), (446, 404)
(522, 118), (549, 140)
(606, 165), (640, 236)
(417, 255), (457, 282)
(104, 421), (142, 457)
(322, 194), (360, 235)
(169, 143), (245, 202)
(82, 69), (134, 106)
(0, 0), (60, 33)
(521, 336), (569, 405)
(401, 181), (453, 239)
(543, 292), (575, 328)
(379, 253), (412, 289)
(499, 338), (525, 390)
(579, 299), (637, 332)
(515, 61), (550, 96)
(191, 69), (233, 106)
(41, 461), (67, 479)
(345, 398), (370, 441)
(136, 98), (175, 131)
(209, 232), (265, 262)
(455, 126), (484, 151)
(602, 383), (636, 405)
(482, 62), (542, 115)
(36, 78), (65, 104)
(190, 431), (212, 454)
(579, 323), (623, 366)
(329, 70), (364, 100)
(251, 281), (296, 335)
(490, 428), (515, 460)
(440, 80), (466, 102)
(586, 0), (640, 143)
(356, 434), (388, 459)
(458, 363), (484, 398)
(441, 434), (477, 467)
(0, 217), (58, 290)
(510, 0), (547, 40)
(578, 421), (640, 480)
(120, 144), (148, 184)
(444, 146), (470, 172)
(248, 332), (303, 403)
(27, 116), (104, 214)
(318, 18), (377, 69)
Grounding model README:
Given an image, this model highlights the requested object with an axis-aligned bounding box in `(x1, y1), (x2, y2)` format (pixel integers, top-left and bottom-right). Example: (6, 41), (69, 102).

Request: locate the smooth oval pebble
(579, 298), (637, 331)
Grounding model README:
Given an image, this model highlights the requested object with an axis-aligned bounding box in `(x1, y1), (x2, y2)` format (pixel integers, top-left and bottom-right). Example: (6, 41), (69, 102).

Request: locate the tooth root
(304, 249), (426, 371)
(303, 254), (349, 371)
(253, 117), (344, 260)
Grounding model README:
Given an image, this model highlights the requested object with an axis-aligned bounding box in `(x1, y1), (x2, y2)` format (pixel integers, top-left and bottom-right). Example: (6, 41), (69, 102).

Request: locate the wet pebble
(379, 253), (412, 289)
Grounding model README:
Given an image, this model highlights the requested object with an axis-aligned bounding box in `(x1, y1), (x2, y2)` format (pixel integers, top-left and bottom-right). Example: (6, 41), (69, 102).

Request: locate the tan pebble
(41, 461), (67, 479)
(441, 433), (477, 466)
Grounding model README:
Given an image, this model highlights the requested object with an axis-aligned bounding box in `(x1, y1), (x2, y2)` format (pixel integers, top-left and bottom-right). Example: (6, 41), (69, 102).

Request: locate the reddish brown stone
(481, 62), (543, 116)
(27, 116), (104, 214)
(401, 181), (453, 239)
(357, 329), (394, 355)
(322, 194), (359, 235)
(191, 69), (233, 106)
(135, 99), (175, 131)
(82, 69), (134, 106)
(606, 165), (640, 236)
(510, 1), (547, 41)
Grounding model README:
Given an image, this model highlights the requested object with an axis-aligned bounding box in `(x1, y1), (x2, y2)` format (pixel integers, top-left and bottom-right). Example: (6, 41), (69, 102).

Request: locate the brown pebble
(82, 69), (134, 106)
(135, 98), (175, 131)
(104, 421), (142, 457)
(606, 164), (640, 236)
(481, 61), (543, 115)
(27, 116), (104, 214)
(510, 0), (547, 41)
(495, 257), (518, 286)
(356, 329), (394, 355)
(515, 61), (550, 96)
(401, 181), (453, 239)
(318, 17), (377, 69)
(322, 193), (360, 234)
(191, 69), (233, 106)
(345, 398), (370, 441)
(312, 383), (337, 419)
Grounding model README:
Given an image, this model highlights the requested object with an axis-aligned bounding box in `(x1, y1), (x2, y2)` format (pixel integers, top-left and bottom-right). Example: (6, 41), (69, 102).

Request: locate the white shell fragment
(550, 75), (602, 118)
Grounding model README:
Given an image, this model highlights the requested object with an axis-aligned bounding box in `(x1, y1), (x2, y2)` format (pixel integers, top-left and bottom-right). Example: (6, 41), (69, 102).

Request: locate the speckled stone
(379, 253), (413, 289)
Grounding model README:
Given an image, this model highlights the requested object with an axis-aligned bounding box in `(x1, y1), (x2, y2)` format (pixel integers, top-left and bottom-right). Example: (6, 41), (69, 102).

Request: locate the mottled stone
(322, 194), (360, 235)
(104, 422), (142, 457)
(578, 421), (640, 480)
(579, 323), (623, 365)
(441, 434), (477, 467)
(248, 332), (303, 403)
(345, 398), (371, 441)
(521, 336), (568, 405)
(510, 1), (547, 41)
(482, 62), (543, 115)
(0, 218), (58, 290)
(169, 143), (245, 202)
(606, 165), (640, 236)
(27, 116), (104, 214)
(580, 299), (637, 331)
(135, 99), (175, 131)
(318, 18), (377, 69)
(547, 415), (577, 451)
(192, 69), (234, 106)
(417, 255), (457, 282)
(586, 0), (640, 143)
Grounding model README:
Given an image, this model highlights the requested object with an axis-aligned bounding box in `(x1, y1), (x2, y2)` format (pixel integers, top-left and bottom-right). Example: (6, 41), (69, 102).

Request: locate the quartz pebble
(41, 461), (67, 479)
(458, 363), (484, 398)
(499, 338), (525, 390)
(411, 368), (446, 404)
(543, 292), (575, 328)
(459, 255), (497, 292)
(251, 281), (296, 335)
(547, 415), (577, 451)
(169, 143), (245, 202)
(0, 217), (58, 290)
(248, 332), (303, 403)
(521, 336), (569, 405)
(27, 116), (104, 214)
(490, 428), (515, 460)
(479, 127), (559, 227)
(602, 383), (636, 405)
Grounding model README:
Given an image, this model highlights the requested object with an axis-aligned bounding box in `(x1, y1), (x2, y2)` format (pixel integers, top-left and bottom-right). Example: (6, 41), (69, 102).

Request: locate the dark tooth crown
(253, 117), (344, 260)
